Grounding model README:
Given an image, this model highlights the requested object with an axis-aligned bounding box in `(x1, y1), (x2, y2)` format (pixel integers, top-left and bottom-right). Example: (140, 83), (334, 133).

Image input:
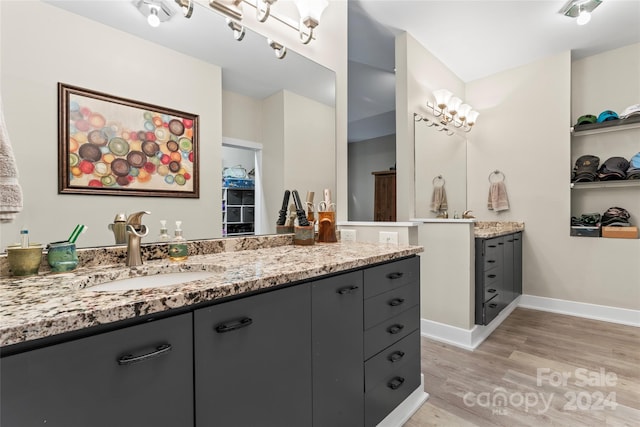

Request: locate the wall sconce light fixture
(135, 0), (175, 27)
(268, 38), (287, 59)
(174, 0), (194, 18)
(226, 18), (246, 41)
(294, 0), (329, 44)
(426, 89), (479, 133)
(559, 0), (602, 25)
(256, 0), (277, 22)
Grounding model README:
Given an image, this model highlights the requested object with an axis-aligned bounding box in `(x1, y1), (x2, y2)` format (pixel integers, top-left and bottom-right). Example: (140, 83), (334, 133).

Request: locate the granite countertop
(0, 241), (422, 348)
(474, 221), (525, 238)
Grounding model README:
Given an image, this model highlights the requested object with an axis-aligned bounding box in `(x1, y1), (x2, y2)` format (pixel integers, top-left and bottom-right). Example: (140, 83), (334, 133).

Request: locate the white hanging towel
(430, 185), (448, 212)
(0, 96), (23, 223)
(487, 181), (509, 212)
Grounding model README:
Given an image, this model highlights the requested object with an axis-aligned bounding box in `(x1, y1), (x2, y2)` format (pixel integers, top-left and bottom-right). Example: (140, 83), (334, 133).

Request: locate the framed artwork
(58, 83), (199, 198)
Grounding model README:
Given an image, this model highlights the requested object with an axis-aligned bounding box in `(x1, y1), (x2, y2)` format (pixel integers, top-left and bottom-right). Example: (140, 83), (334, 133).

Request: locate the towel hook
(432, 175), (445, 187)
(488, 170), (505, 183)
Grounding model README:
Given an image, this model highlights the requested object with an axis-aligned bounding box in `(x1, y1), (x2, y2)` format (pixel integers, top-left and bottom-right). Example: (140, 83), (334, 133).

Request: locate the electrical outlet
(341, 229), (356, 242)
(379, 231), (398, 245)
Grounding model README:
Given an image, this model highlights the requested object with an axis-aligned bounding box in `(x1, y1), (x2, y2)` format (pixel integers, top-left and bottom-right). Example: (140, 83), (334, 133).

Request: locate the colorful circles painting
(61, 84), (198, 197)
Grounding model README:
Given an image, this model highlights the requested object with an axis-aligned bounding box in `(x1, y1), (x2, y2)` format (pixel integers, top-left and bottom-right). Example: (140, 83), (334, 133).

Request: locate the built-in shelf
(571, 115), (640, 136)
(571, 181), (640, 190)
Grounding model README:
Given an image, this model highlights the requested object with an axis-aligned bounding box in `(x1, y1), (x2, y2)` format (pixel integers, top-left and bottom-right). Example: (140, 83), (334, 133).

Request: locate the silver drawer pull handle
(117, 343), (172, 365)
(487, 288), (496, 293)
(386, 272), (404, 280)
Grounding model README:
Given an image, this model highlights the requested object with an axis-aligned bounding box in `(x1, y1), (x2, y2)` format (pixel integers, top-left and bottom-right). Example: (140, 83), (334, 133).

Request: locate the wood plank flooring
(405, 308), (640, 426)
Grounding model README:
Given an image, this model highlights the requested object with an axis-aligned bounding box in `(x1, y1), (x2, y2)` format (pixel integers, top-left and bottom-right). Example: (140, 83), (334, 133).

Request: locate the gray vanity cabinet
(475, 232), (523, 325)
(0, 313), (194, 427)
(311, 271), (364, 427)
(194, 283), (312, 427)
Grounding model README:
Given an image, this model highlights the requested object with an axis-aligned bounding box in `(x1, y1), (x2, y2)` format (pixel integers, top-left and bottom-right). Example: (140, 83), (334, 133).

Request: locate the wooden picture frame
(58, 83), (199, 198)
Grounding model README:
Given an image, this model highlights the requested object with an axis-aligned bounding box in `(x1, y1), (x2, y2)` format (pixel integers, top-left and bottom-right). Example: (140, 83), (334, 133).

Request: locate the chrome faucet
(125, 211), (150, 267)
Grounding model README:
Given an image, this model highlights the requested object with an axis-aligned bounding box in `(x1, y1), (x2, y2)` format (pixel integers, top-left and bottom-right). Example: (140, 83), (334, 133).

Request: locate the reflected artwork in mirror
(0, 0), (336, 249)
(414, 114), (467, 218)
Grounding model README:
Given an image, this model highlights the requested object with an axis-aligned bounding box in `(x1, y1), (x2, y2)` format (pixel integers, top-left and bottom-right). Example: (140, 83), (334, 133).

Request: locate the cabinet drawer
(364, 305), (419, 360)
(364, 330), (420, 393)
(483, 296), (503, 325)
(482, 269), (501, 302)
(483, 237), (503, 270)
(364, 282), (419, 330)
(364, 351), (421, 427)
(364, 257), (419, 298)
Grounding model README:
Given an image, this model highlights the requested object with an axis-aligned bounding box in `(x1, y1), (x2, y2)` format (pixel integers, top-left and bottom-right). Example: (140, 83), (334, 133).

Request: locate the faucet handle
(127, 211), (151, 225)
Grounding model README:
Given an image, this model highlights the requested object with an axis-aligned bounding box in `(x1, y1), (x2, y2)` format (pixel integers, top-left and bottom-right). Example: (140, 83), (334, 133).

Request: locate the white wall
(1, 1), (222, 247)
(466, 46), (640, 311)
(222, 90), (262, 143)
(348, 134), (396, 221)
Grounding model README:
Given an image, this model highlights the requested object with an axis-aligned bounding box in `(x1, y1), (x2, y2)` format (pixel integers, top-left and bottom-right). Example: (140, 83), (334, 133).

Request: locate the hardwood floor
(406, 308), (640, 426)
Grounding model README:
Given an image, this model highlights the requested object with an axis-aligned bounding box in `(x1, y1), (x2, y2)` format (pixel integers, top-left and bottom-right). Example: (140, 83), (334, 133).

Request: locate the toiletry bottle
(159, 220), (170, 241)
(20, 227), (29, 248)
(168, 221), (188, 261)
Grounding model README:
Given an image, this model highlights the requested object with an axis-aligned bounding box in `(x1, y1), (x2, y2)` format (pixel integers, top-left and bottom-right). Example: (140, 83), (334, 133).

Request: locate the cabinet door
(1, 313), (193, 427)
(194, 284), (312, 427)
(513, 232), (523, 295)
(503, 235), (515, 304)
(312, 271), (364, 427)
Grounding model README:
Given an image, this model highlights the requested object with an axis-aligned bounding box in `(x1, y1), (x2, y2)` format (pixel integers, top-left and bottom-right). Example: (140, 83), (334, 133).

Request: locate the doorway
(221, 138), (264, 236)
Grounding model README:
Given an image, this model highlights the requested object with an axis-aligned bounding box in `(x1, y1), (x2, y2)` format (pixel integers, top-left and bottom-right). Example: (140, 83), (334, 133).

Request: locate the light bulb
(148, 7), (160, 27)
(577, 10), (591, 25)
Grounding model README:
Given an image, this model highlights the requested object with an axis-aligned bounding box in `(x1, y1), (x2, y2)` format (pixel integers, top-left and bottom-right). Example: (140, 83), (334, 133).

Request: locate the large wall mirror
(0, 0), (335, 248)
(414, 116), (467, 218)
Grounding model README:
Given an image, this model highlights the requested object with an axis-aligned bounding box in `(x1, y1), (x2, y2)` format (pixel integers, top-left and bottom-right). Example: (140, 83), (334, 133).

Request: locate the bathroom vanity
(0, 238), (424, 427)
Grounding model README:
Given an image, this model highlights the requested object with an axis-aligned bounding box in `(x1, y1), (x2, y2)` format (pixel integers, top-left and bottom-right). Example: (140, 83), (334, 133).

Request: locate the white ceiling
(348, 0), (640, 141)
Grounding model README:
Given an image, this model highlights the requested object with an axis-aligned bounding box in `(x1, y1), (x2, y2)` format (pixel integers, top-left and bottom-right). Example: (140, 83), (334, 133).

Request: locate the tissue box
(601, 226), (638, 239)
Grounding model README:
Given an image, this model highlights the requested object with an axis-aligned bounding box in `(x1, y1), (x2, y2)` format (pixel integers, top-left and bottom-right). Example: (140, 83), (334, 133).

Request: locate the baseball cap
(597, 110), (619, 123)
(620, 104), (640, 119)
(627, 152), (640, 180)
(601, 207), (631, 227)
(576, 114), (597, 125)
(572, 155), (600, 182)
(598, 156), (629, 181)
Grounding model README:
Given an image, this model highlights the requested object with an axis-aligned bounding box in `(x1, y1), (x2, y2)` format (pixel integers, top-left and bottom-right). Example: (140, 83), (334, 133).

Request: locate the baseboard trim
(376, 373), (429, 427)
(420, 297), (521, 351)
(518, 295), (640, 327)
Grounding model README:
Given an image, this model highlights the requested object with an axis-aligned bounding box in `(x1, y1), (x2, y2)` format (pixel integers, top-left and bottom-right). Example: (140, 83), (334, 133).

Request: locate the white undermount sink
(86, 271), (217, 292)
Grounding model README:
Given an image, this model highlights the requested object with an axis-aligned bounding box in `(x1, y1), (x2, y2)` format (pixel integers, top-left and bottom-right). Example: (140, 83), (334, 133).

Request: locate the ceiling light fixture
(426, 89), (479, 134)
(134, 0), (175, 27)
(559, 0), (602, 25)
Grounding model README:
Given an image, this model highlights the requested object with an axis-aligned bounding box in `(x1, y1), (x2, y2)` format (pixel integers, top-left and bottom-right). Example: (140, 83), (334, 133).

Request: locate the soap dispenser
(168, 220), (188, 261)
(158, 220), (170, 241)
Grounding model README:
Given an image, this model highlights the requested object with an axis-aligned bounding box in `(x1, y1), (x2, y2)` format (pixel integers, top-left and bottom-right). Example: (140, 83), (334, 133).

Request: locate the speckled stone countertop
(0, 238), (422, 348)
(474, 221), (525, 238)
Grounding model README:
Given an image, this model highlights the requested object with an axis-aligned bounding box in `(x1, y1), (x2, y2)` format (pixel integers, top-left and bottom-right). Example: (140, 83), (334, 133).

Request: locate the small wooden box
(601, 226), (639, 239)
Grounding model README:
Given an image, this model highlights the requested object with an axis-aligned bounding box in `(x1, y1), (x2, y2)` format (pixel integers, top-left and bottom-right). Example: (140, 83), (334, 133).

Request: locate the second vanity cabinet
(1, 256), (421, 427)
(475, 232), (523, 325)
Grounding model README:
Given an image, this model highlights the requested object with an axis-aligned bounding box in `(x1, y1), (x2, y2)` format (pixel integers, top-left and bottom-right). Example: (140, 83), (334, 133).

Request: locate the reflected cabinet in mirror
(0, 0), (335, 249)
(414, 116), (467, 218)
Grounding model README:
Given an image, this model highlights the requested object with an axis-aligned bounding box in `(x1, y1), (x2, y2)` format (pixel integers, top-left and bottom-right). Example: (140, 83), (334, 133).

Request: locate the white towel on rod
(0, 96), (23, 223)
(430, 185), (448, 212)
(487, 181), (509, 212)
